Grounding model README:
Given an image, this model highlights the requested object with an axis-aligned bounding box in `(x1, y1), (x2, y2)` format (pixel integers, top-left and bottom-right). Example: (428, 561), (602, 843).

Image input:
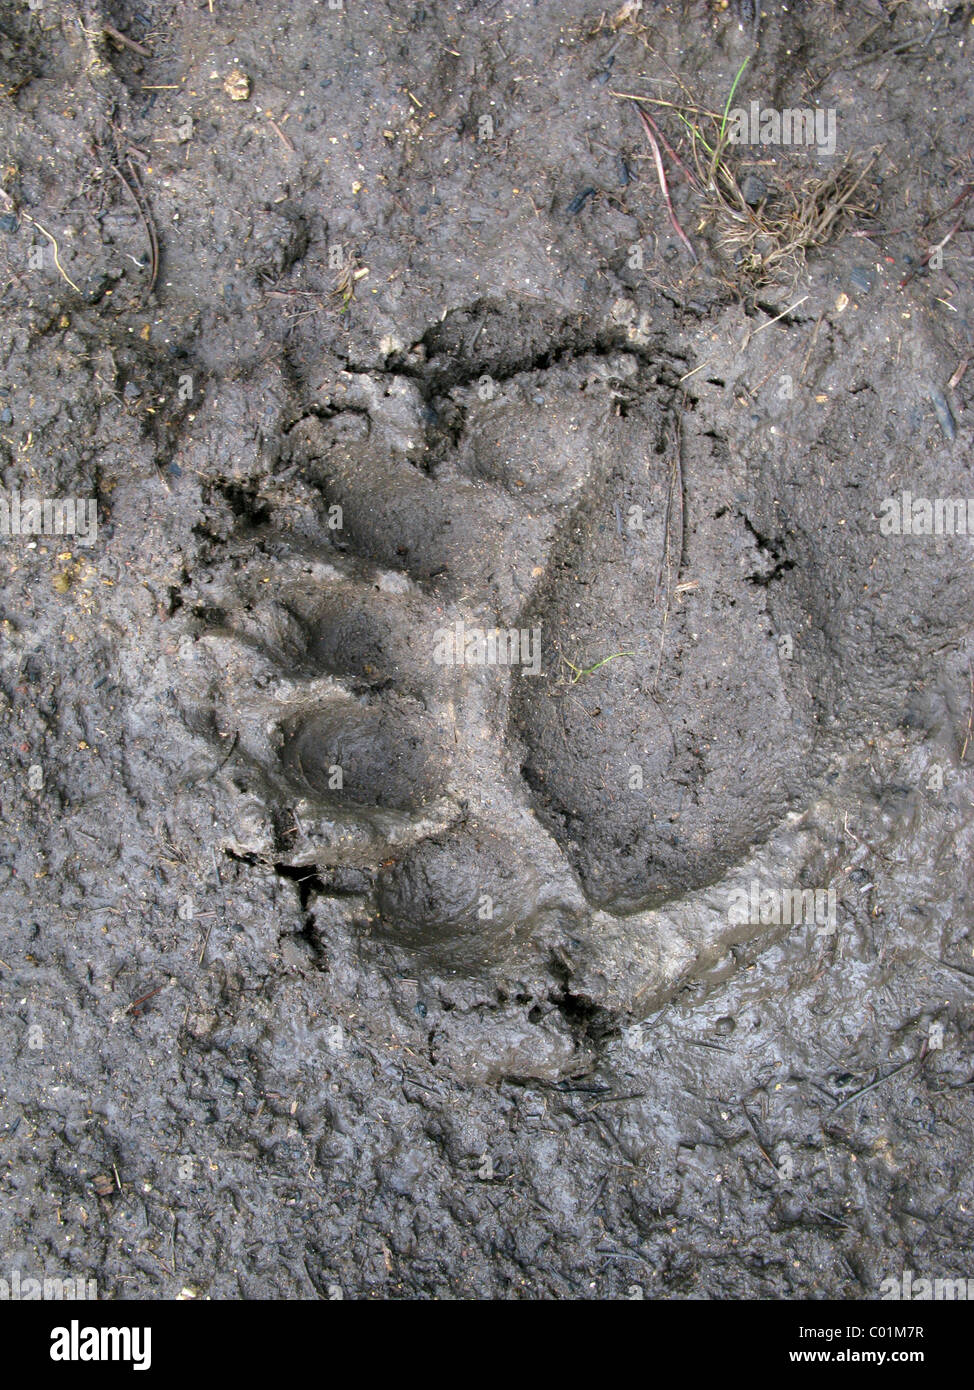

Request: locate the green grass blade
(719, 55), (750, 143)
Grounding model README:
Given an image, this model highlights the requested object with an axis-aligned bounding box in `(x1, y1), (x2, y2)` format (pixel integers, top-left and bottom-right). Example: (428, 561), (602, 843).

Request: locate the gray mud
(1, 0), (973, 1299)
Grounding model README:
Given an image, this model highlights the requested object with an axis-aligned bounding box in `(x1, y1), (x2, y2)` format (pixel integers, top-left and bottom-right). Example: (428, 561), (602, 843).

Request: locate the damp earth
(1, 0), (973, 1299)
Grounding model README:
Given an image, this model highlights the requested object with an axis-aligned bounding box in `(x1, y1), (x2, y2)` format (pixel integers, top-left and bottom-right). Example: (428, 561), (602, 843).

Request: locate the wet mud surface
(1, 0), (973, 1298)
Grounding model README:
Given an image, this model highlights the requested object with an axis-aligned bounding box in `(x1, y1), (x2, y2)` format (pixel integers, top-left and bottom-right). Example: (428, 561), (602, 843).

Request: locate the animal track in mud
(189, 314), (821, 971)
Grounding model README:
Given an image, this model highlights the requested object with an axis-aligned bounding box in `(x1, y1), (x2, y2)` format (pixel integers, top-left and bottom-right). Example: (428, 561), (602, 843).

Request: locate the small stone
(610, 297), (636, 324)
(773, 1195), (803, 1226)
(85, 273), (112, 305)
(0, 213), (19, 234)
(223, 70), (252, 102)
(849, 265), (874, 294)
(740, 171), (767, 207)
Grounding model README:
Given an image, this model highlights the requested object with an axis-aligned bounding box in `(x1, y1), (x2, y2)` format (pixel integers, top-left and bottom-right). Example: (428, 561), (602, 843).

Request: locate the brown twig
(267, 116), (295, 152)
(800, 309), (826, 382)
(948, 357), (969, 391)
(831, 1056), (918, 1115)
(632, 101), (699, 191)
(961, 658), (973, 762)
(631, 100), (697, 263)
(899, 211), (967, 289)
(109, 159), (159, 298)
(900, 183), (974, 289)
(22, 216), (80, 292)
(652, 410), (686, 689)
(740, 296), (809, 352)
(125, 983), (166, 1016)
(103, 22), (152, 57)
(741, 1103), (778, 1175)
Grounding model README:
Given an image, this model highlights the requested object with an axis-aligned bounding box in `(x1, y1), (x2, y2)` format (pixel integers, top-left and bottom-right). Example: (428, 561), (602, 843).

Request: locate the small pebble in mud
(849, 265), (874, 294)
(928, 387), (956, 442)
(223, 69), (252, 101)
(566, 186), (597, 217)
(0, 213), (18, 234)
(85, 274), (112, 304)
(740, 171), (767, 207)
(773, 1195), (803, 1227)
